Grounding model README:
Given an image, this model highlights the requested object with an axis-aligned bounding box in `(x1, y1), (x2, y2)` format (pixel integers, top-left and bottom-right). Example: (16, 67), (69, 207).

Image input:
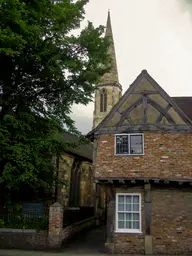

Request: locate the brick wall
(114, 187), (145, 254)
(95, 133), (192, 179)
(152, 187), (192, 254)
(106, 185), (192, 255)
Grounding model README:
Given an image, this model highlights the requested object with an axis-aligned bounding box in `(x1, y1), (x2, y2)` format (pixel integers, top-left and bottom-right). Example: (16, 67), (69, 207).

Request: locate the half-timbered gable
(91, 69), (192, 135)
(88, 69), (192, 255)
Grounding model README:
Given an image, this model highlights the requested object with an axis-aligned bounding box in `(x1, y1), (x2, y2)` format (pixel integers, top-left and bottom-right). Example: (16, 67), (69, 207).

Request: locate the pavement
(0, 227), (183, 256)
(0, 226), (106, 256)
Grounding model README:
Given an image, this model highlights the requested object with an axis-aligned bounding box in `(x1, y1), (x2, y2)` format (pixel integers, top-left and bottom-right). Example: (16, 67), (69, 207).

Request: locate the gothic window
(100, 89), (107, 112)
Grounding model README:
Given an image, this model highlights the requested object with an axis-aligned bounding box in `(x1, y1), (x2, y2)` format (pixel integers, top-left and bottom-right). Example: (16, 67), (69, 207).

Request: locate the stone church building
(88, 12), (192, 254)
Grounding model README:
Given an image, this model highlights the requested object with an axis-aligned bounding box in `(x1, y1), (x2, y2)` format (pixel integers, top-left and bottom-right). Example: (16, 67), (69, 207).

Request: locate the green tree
(0, 0), (111, 205)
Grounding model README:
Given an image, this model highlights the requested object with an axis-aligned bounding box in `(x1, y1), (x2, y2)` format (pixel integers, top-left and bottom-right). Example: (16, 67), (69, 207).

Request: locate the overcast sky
(71, 0), (192, 134)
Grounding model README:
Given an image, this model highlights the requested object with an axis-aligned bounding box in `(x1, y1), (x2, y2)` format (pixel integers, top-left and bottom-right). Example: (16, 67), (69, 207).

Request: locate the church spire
(105, 10), (113, 37)
(100, 11), (119, 84)
(93, 11), (122, 129)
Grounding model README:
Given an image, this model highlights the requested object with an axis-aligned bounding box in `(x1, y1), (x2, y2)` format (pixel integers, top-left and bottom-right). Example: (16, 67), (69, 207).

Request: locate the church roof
(63, 133), (93, 161)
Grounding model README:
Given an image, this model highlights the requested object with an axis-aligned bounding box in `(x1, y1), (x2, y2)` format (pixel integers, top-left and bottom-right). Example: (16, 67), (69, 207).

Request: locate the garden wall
(0, 203), (97, 250)
(62, 217), (96, 244)
(0, 229), (48, 249)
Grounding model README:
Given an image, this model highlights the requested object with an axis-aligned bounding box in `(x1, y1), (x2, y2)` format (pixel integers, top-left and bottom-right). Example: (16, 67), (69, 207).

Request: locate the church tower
(93, 11), (122, 129)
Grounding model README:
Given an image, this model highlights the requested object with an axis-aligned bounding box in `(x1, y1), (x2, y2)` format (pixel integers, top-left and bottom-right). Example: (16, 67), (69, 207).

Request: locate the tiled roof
(172, 97), (192, 121)
(63, 133), (93, 161)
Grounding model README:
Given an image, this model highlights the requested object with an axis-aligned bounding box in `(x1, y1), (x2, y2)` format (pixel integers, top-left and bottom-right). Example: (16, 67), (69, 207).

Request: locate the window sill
(115, 230), (142, 234)
(114, 154), (144, 156)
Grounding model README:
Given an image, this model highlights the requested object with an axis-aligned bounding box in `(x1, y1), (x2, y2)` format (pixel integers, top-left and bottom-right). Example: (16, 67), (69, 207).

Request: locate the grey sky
(71, 0), (192, 134)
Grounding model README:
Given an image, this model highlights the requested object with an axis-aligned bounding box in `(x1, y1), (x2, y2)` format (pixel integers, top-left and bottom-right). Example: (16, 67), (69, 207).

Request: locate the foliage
(0, 214), (48, 230)
(0, 0), (111, 204)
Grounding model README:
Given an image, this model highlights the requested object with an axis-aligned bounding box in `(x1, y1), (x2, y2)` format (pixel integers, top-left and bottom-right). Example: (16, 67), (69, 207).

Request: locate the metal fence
(0, 212), (49, 230)
(63, 207), (94, 227)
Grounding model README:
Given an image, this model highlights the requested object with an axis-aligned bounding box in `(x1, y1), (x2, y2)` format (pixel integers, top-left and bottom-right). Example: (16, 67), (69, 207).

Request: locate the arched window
(100, 89), (107, 112)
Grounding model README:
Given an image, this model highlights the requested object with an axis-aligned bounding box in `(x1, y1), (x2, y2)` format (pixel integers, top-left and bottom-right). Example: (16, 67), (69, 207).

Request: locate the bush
(0, 214), (48, 230)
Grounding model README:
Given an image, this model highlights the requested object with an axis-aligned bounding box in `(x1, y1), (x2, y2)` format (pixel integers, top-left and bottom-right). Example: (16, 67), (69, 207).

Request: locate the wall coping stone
(51, 202), (62, 207)
(0, 228), (46, 234)
(64, 217), (96, 229)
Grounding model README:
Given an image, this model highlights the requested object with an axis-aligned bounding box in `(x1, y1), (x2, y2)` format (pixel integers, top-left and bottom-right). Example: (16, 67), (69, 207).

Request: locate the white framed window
(115, 193), (141, 233)
(115, 134), (144, 155)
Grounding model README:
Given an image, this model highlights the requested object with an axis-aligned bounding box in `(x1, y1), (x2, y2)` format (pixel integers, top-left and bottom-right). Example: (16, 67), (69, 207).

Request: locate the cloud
(70, 102), (94, 134)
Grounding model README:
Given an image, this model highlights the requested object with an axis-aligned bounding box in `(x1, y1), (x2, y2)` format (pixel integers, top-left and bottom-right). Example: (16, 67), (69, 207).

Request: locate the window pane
(104, 92), (107, 112)
(116, 135), (129, 155)
(118, 221), (124, 229)
(125, 221), (132, 229)
(126, 213), (132, 221)
(130, 135), (143, 154)
(133, 204), (139, 211)
(126, 196), (132, 204)
(133, 196), (139, 204)
(118, 195), (124, 203)
(117, 194), (141, 232)
(118, 213), (125, 220)
(125, 204), (132, 211)
(133, 221), (139, 229)
(118, 203), (124, 211)
(133, 213), (139, 221)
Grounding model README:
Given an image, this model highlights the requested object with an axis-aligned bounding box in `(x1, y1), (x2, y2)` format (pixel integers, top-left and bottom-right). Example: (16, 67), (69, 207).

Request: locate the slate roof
(63, 133), (93, 162)
(172, 97), (192, 121)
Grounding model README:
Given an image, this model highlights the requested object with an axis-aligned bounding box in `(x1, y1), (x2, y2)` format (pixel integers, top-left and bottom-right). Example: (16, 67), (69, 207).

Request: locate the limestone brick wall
(57, 154), (74, 207)
(80, 162), (94, 207)
(95, 133), (192, 179)
(57, 153), (94, 208)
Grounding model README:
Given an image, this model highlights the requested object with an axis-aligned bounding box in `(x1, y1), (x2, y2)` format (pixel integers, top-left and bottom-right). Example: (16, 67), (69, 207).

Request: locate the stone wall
(0, 229), (48, 249)
(93, 85), (122, 129)
(62, 217), (96, 244)
(95, 133), (192, 179)
(105, 185), (192, 255)
(57, 153), (95, 208)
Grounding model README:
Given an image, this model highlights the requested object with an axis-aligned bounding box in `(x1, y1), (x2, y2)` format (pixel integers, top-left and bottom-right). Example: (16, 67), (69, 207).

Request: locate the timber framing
(94, 124), (192, 135)
(94, 177), (192, 186)
(87, 70), (192, 139)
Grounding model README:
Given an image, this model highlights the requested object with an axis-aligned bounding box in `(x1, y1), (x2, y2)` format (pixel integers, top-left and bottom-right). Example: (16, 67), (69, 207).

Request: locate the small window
(100, 89), (107, 112)
(115, 134), (143, 155)
(116, 193), (141, 233)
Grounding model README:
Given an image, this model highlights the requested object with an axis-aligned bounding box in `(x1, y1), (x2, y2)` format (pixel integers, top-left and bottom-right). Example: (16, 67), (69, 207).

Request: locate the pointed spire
(105, 10), (113, 37)
(100, 11), (120, 85)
